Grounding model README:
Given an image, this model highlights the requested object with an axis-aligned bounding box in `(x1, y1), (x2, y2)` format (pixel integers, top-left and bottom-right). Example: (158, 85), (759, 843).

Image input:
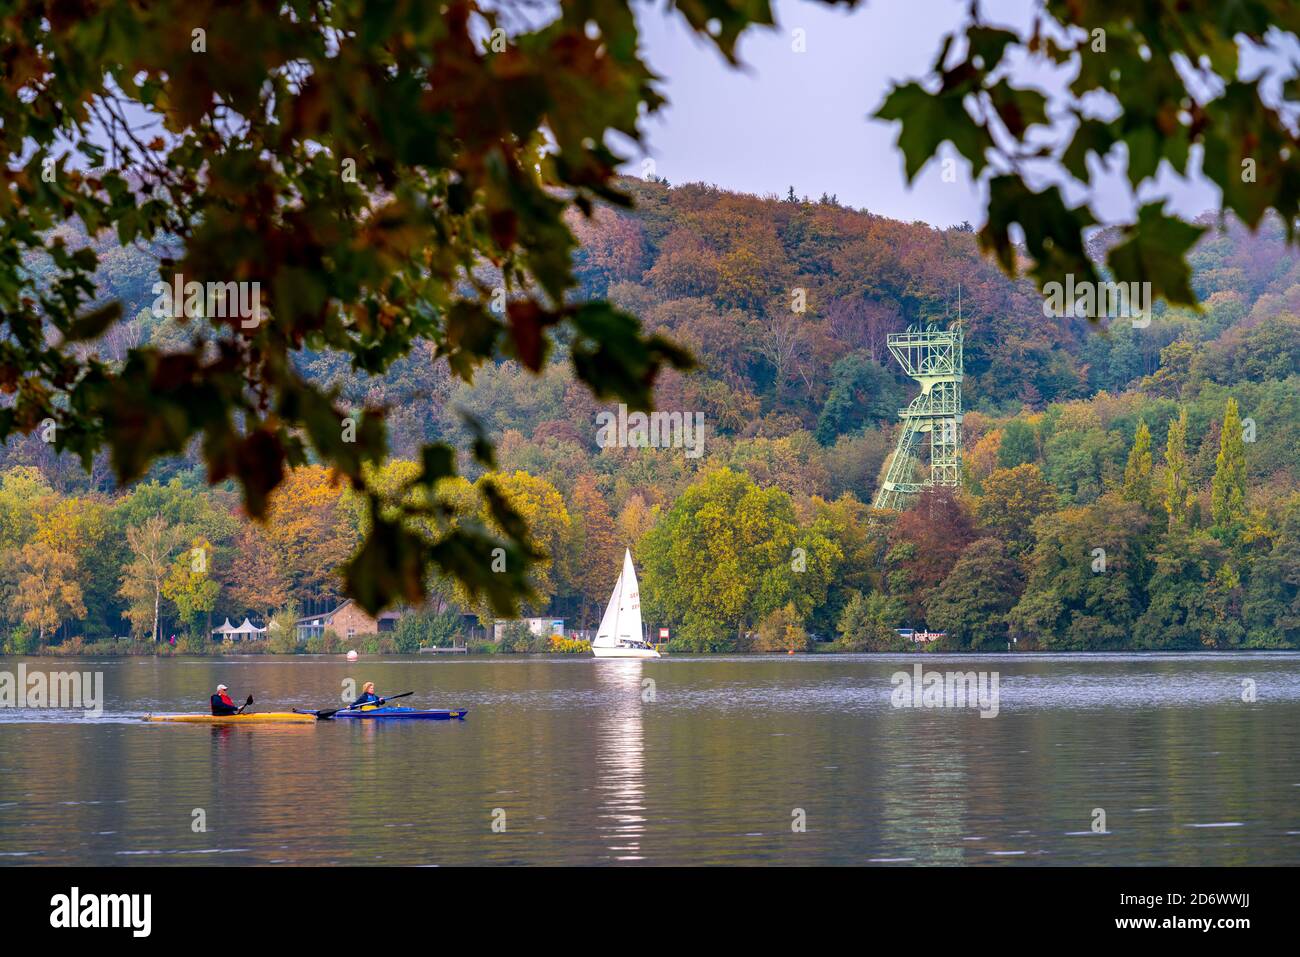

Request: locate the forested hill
(4, 179), (1300, 653)
(16, 177), (1300, 463)
(583, 178), (1300, 416)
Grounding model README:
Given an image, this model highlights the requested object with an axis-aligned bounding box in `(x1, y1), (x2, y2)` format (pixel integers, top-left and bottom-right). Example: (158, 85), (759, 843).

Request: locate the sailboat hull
(591, 645), (661, 659)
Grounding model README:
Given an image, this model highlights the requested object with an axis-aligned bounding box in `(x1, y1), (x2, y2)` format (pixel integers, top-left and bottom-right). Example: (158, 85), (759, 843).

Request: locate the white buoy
(346, 649), (359, 661)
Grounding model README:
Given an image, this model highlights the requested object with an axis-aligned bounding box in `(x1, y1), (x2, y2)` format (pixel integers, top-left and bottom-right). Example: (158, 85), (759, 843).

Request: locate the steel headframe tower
(872, 320), (964, 511)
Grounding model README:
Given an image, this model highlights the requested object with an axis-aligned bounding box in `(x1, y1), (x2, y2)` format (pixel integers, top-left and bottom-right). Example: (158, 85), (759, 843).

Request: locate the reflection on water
(0, 653), (1299, 865)
(593, 661), (646, 862)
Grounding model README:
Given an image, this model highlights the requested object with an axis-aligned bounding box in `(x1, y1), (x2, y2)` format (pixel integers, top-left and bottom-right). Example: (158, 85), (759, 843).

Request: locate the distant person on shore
(210, 684), (240, 716)
(352, 682), (381, 709)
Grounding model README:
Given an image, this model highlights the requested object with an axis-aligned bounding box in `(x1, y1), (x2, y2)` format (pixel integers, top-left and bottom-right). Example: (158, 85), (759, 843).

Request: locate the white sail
(593, 549), (643, 648)
(591, 570), (622, 648)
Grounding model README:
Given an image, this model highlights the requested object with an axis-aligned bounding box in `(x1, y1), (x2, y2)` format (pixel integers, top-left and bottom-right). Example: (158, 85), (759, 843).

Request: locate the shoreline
(3, 648), (1298, 659)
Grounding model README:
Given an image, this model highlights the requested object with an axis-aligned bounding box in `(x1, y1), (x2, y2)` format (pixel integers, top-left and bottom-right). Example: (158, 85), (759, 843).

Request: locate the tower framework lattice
(873, 322), (964, 511)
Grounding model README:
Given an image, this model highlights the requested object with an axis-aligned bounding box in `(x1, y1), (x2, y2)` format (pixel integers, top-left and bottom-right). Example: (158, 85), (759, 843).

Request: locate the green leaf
(1062, 118), (1118, 183)
(965, 26), (1017, 71)
(569, 301), (694, 410)
(978, 176), (1098, 291)
(460, 411), (498, 469)
(985, 80), (1047, 140)
(63, 302), (122, 343)
(875, 82), (993, 181)
(345, 511), (428, 614)
(671, 0), (777, 64)
(439, 301), (503, 382)
(1105, 204), (1206, 307)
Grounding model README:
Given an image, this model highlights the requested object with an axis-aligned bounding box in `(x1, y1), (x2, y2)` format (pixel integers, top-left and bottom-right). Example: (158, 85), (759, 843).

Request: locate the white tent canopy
(213, 617), (266, 641)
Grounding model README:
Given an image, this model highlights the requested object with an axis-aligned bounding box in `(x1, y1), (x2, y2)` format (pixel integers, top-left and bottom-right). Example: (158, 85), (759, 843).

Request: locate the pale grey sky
(86, 0), (1291, 231)
(629, 0), (1227, 228)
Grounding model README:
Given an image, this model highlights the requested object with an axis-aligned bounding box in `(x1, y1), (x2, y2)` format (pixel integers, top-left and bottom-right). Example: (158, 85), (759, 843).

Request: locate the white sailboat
(591, 549), (660, 659)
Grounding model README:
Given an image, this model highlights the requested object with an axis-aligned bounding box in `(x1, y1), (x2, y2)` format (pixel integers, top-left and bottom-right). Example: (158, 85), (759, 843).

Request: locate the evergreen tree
(1210, 397), (1248, 544)
(1122, 420), (1156, 509)
(1163, 407), (1193, 528)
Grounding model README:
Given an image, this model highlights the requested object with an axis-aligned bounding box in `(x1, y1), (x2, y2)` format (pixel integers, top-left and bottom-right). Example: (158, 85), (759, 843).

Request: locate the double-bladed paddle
(312, 691), (413, 720)
(235, 694), (254, 715)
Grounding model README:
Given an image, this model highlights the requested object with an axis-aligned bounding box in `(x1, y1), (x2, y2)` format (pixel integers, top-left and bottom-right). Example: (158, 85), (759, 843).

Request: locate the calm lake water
(1, 653), (1298, 866)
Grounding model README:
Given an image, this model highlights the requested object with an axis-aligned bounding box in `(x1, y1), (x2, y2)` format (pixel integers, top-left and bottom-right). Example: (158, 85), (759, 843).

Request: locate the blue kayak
(334, 706), (467, 721)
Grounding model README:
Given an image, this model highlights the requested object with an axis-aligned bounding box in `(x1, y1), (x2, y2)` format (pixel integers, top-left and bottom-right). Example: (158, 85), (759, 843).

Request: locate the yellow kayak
(143, 712), (316, 724)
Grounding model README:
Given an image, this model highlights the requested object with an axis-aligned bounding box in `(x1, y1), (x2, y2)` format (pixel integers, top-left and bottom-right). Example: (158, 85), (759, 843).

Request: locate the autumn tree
(616, 494), (657, 546)
(887, 487), (977, 620)
(477, 471), (573, 614)
(119, 515), (183, 641)
(226, 524), (291, 622)
(264, 467), (358, 614)
(570, 474), (621, 630)
(808, 493), (888, 632)
(162, 537), (220, 638)
(639, 468), (840, 651)
(1006, 494), (1151, 650)
(0, 467), (52, 551)
(32, 495), (118, 641)
(15, 544), (85, 645)
(752, 603), (809, 653)
(925, 538), (1022, 650)
(974, 464), (1057, 558)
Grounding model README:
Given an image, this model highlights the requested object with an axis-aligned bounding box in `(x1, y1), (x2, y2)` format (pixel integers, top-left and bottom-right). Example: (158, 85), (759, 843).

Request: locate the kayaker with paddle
(297, 690), (414, 719)
(353, 682), (381, 708)
(210, 684), (252, 716)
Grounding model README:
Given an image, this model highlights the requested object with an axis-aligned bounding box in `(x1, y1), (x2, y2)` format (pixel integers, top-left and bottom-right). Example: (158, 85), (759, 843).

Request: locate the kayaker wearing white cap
(210, 683), (240, 716)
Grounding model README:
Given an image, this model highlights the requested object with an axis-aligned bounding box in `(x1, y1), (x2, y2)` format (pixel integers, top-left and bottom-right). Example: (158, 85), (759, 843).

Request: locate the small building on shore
(296, 600), (401, 642)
